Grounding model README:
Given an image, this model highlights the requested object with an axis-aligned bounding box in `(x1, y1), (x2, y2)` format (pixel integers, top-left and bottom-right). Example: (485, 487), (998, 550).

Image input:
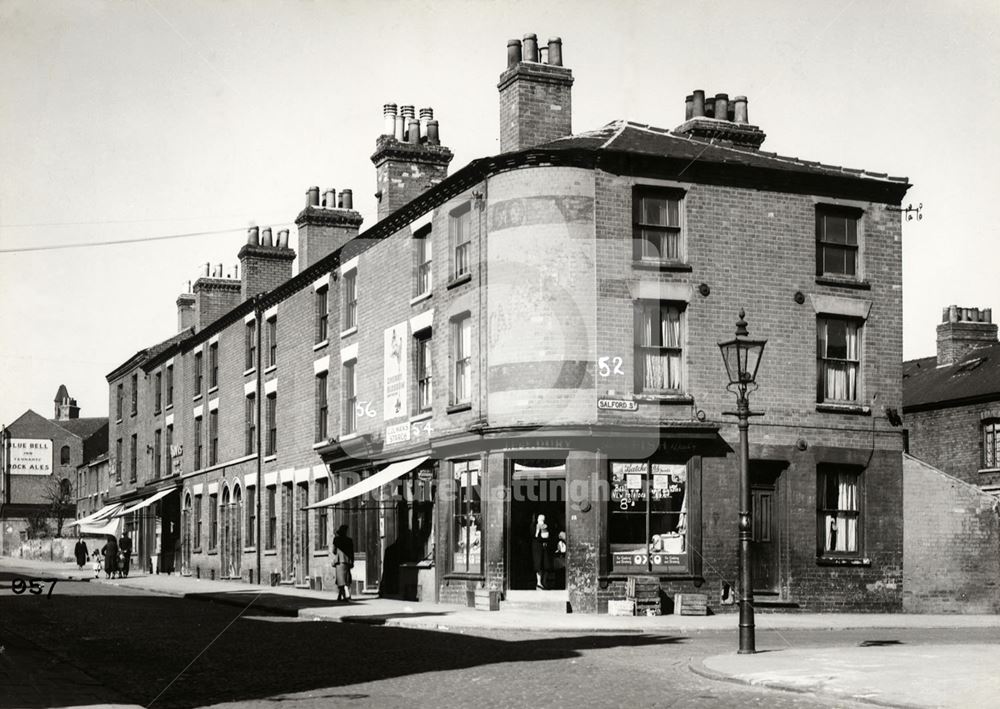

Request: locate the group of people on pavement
(74, 532), (133, 579)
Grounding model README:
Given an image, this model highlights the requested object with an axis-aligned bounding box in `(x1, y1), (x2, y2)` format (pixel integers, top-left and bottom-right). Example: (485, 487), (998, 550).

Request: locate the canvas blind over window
(817, 317), (861, 403)
(818, 466), (861, 555)
(816, 206), (861, 277)
(633, 188), (682, 262)
(636, 301), (682, 392)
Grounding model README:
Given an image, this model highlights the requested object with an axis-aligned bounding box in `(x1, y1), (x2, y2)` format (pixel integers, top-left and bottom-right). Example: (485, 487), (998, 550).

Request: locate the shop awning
(78, 516), (122, 537)
(116, 488), (175, 516)
(305, 456), (429, 509)
(65, 503), (123, 528)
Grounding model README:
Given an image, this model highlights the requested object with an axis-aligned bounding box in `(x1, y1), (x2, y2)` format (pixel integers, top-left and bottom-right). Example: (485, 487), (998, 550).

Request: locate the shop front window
(609, 461), (687, 573)
(452, 459), (482, 574)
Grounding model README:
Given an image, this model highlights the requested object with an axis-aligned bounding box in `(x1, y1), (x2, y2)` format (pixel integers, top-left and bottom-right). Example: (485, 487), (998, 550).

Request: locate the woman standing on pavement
(101, 535), (119, 579)
(333, 525), (354, 602)
(74, 535), (89, 569)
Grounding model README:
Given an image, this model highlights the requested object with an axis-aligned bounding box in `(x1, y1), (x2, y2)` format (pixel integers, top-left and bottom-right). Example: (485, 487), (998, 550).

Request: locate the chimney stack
(498, 33), (574, 153)
(296, 184), (364, 269)
(673, 89), (765, 149)
(53, 384), (80, 421)
(936, 305), (998, 366)
(371, 104), (454, 221)
(237, 225), (295, 301)
(177, 292), (197, 332)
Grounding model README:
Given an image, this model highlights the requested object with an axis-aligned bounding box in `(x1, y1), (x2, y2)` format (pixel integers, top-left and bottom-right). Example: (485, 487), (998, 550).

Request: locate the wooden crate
(607, 599), (635, 616)
(674, 593), (709, 616)
(474, 588), (500, 611)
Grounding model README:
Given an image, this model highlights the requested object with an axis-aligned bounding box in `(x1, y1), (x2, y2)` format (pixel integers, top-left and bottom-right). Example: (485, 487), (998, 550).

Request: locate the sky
(1, 0), (997, 426)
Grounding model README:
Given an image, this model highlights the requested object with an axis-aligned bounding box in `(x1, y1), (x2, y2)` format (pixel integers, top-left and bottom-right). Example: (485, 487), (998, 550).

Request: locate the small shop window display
(452, 459), (483, 574)
(610, 462), (687, 573)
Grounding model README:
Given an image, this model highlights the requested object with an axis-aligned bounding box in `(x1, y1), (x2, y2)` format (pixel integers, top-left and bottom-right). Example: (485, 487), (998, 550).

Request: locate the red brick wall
(903, 454), (1000, 613)
(498, 63), (573, 152)
(906, 402), (1000, 487)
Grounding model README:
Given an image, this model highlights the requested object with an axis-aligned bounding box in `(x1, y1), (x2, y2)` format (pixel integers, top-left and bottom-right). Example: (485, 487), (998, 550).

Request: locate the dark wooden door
(750, 478), (779, 593)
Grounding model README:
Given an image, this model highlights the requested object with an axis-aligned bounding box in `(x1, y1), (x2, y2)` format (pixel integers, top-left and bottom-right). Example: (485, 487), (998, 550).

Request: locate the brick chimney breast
(936, 305), (998, 366)
(295, 189), (363, 270)
(193, 276), (242, 329)
(238, 239), (295, 302)
(176, 292), (196, 333)
(498, 35), (573, 153)
(672, 91), (766, 150)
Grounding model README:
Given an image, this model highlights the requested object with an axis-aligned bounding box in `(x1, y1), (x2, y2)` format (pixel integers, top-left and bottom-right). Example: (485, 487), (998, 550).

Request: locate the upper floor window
(265, 393), (277, 456)
(452, 315), (471, 405)
(817, 317), (862, 404)
(245, 320), (257, 371)
(209, 493), (218, 551)
(154, 371), (162, 414)
(636, 301), (683, 393)
(115, 438), (122, 483)
(817, 465), (862, 557)
(165, 364), (174, 407)
(194, 415), (203, 469)
(450, 204), (472, 280)
(315, 371), (329, 442)
(816, 206), (862, 278)
(116, 383), (123, 420)
(194, 351), (204, 396)
(414, 230), (432, 296)
(209, 342), (219, 390)
(343, 360), (357, 435)
(266, 317), (277, 369)
(60, 445), (71, 465)
(415, 330), (433, 413)
(984, 420), (1000, 469)
(208, 409), (219, 466)
(245, 393), (257, 456)
(130, 372), (138, 416)
(129, 434), (137, 482)
(316, 286), (329, 344)
(343, 270), (357, 332)
(633, 188), (683, 263)
(153, 429), (162, 478)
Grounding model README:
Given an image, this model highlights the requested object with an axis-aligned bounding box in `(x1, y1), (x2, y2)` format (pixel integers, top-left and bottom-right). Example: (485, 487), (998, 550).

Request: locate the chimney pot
(523, 33), (538, 62)
(419, 107), (433, 141)
(401, 105), (415, 120)
(394, 113), (405, 141)
(324, 189), (336, 208)
(204, 262), (211, 277)
(949, 304), (959, 322)
(383, 103), (398, 136)
(247, 226), (260, 246)
(278, 229), (289, 248)
(507, 39), (522, 67)
(705, 96), (716, 118)
(714, 93), (729, 121)
(427, 119), (440, 145)
(985, 308), (993, 324)
(692, 90), (705, 118)
(733, 96), (749, 124)
(261, 227), (273, 247)
(685, 95), (694, 121)
(547, 37), (563, 66)
(407, 118), (420, 143)
(307, 186), (320, 208)
(340, 189), (353, 210)
(234, 263), (239, 280)
(217, 263), (223, 277)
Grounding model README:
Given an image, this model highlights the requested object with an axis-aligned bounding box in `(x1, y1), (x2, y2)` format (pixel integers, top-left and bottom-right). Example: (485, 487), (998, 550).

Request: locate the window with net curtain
(984, 420), (1000, 469)
(636, 301), (683, 392)
(633, 188), (683, 262)
(818, 466), (861, 555)
(817, 317), (861, 403)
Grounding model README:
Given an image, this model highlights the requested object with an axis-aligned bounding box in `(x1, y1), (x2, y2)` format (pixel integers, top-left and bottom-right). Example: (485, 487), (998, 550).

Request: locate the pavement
(5, 556), (1000, 708)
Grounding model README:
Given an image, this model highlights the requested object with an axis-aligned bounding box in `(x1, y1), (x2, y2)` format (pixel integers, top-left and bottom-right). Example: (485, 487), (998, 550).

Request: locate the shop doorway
(281, 482), (294, 581)
(509, 461), (566, 591)
(750, 461), (786, 594)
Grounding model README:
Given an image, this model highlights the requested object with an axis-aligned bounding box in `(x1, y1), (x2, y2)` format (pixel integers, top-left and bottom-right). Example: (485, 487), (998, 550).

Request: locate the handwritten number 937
(6, 577), (58, 597)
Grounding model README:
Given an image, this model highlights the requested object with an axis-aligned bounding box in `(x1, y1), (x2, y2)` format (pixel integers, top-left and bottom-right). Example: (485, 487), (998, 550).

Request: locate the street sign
(597, 398), (638, 411)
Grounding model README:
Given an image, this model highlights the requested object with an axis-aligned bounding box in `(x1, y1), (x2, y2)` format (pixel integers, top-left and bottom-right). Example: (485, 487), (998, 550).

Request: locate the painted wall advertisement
(9, 439), (52, 475)
(384, 322), (408, 424)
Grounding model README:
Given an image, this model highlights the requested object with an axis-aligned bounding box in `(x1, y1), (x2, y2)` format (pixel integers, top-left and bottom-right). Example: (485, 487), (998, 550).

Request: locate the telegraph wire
(0, 225), (293, 254)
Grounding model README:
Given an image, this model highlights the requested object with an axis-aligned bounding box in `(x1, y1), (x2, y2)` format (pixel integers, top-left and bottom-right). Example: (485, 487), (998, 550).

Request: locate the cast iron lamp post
(718, 309), (767, 654)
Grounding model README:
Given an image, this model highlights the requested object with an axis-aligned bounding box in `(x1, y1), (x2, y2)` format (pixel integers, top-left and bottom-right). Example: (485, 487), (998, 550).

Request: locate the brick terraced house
(102, 34), (911, 612)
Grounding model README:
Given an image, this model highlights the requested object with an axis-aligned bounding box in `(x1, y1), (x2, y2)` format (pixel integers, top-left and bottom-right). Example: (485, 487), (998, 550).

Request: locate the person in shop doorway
(532, 513), (552, 589)
(119, 531), (133, 578)
(552, 531), (568, 589)
(333, 525), (354, 601)
(74, 535), (89, 570)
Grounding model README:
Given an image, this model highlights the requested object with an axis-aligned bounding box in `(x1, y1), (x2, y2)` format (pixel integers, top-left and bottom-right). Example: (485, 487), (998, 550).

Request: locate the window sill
(313, 339), (329, 351)
(815, 276), (871, 290)
(264, 454), (277, 463)
(816, 556), (871, 567)
(192, 394), (203, 402)
(634, 393), (692, 404)
(243, 368), (256, 378)
(340, 326), (358, 339)
(816, 403), (871, 416)
(631, 260), (693, 273)
(193, 548), (202, 555)
(208, 386), (218, 395)
(340, 432), (360, 441)
(410, 411), (433, 423)
(264, 365), (277, 375)
(207, 550), (218, 556)
(443, 572), (485, 581)
(243, 546), (256, 553)
(446, 273), (472, 290)
(264, 550), (277, 556)
(410, 291), (432, 306)
(154, 409), (162, 417)
(447, 402), (472, 414)
(312, 440), (328, 449)
(313, 551), (330, 558)
(978, 467), (1000, 475)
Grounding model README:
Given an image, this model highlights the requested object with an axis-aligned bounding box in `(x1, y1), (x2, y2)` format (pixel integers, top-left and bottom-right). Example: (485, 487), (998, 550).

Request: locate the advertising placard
(9, 439), (52, 475)
(383, 322), (408, 421)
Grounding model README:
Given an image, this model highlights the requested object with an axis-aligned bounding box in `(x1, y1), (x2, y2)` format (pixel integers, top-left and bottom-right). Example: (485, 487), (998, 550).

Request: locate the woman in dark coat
(74, 536), (89, 569)
(332, 525), (354, 601)
(101, 536), (119, 579)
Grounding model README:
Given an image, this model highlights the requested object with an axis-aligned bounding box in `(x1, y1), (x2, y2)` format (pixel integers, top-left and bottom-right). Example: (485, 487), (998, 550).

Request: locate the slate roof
(903, 342), (1000, 411)
(54, 417), (108, 440)
(107, 327), (193, 380)
(538, 121), (910, 189)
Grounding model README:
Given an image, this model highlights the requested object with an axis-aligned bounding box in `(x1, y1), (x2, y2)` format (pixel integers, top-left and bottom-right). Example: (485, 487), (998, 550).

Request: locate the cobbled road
(2, 571), (988, 708)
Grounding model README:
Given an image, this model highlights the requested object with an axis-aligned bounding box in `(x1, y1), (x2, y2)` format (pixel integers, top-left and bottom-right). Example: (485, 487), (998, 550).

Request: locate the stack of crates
(626, 576), (661, 616)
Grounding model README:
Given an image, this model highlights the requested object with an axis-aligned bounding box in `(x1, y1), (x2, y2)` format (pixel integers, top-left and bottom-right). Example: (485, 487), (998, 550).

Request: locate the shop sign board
(597, 398), (638, 411)
(9, 439), (52, 475)
(386, 422), (411, 445)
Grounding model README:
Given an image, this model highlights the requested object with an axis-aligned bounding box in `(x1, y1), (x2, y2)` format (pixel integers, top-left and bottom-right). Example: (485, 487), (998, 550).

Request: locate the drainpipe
(255, 295), (264, 586)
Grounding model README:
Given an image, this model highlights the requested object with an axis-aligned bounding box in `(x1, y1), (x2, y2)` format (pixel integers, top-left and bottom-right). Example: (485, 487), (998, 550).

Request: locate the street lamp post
(718, 309), (767, 655)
